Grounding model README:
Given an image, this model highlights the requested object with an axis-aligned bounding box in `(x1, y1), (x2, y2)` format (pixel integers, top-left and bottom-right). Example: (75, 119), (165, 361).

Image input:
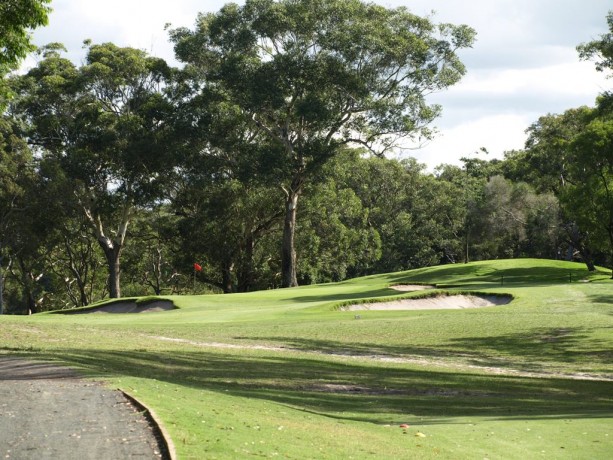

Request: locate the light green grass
(2, 258), (613, 459)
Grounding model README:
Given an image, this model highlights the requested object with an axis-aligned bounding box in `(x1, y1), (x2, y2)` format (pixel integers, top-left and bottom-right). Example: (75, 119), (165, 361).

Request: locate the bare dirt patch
(303, 383), (493, 397)
(68, 300), (175, 314)
(343, 294), (512, 311)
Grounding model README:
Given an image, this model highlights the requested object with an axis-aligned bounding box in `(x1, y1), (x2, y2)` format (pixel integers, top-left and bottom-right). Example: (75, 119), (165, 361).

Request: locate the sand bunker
(390, 284), (435, 291)
(344, 294), (511, 311)
(68, 300), (175, 314)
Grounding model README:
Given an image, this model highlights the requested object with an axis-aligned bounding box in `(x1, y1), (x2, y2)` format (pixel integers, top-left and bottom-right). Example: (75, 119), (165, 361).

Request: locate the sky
(26, 0), (612, 170)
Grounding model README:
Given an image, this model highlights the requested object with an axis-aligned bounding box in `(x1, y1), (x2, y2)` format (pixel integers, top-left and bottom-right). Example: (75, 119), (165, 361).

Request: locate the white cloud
(457, 60), (607, 99)
(406, 114), (531, 169)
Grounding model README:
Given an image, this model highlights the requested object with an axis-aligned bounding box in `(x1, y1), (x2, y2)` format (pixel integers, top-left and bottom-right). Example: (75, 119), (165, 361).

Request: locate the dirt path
(0, 357), (169, 460)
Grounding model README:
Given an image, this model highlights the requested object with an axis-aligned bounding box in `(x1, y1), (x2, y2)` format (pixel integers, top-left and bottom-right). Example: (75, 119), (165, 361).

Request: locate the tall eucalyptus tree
(12, 43), (176, 298)
(170, 0), (475, 287)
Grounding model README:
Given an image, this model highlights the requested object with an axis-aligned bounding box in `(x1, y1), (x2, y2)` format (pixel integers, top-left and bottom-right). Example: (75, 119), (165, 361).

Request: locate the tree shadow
(289, 286), (403, 303)
(23, 345), (613, 426)
(382, 263), (600, 289)
(289, 263), (606, 304)
(0, 357), (80, 380)
(240, 326), (613, 372)
(586, 293), (613, 305)
(443, 327), (613, 369)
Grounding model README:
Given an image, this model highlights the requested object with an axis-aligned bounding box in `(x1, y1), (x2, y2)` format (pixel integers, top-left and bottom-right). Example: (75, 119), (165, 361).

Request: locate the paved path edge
(119, 390), (177, 460)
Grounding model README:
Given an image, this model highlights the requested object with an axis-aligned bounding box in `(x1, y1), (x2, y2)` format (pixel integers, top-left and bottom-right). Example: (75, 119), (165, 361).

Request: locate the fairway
(2, 259), (613, 459)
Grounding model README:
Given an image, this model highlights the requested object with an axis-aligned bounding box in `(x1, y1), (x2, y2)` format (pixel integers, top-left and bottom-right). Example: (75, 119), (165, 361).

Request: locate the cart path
(0, 357), (168, 460)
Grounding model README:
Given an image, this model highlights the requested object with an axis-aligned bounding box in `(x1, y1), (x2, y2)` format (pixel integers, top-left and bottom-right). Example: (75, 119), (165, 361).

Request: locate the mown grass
(1, 258), (613, 459)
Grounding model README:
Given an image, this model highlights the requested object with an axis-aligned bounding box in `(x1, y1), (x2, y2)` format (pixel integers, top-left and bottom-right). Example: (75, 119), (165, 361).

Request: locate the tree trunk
(608, 227), (613, 279)
(0, 252), (14, 314)
(579, 247), (596, 272)
(564, 223), (595, 271)
(237, 233), (255, 293)
(78, 193), (133, 300)
(221, 260), (234, 293)
(24, 288), (36, 315)
(281, 189), (300, 288)
(63, 236), (91, 307)
(100, 243), (122, 298)
(0, 265), (4, 315)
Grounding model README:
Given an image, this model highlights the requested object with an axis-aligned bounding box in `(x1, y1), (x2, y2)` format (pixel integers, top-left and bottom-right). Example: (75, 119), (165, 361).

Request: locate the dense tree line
(0, 2), (611, 314)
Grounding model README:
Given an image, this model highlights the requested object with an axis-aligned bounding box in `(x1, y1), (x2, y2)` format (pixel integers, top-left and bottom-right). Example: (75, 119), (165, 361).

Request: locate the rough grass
(1, 258), (613, 459)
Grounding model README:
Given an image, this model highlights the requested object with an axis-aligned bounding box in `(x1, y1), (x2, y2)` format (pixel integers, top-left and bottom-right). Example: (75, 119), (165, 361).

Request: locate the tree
(0, 0), (51, 102)
(175, 177), (283, 293)
(513, 108), (600, 270)
(0, 116), (34, 314)
(297, 153), (381, 283)
(169, 87), (286, 293)
(435, 161), (488, 264)
(170, 0), (475, 287)
(121, 208), (183, 296)
(0, 0), (50, 71)
(471, 176), (560, 260)
(577, 10), (613, 76)
(12, 43), (177, 298)
(344, 155), (428, 272)
(564, 115), (613, 275)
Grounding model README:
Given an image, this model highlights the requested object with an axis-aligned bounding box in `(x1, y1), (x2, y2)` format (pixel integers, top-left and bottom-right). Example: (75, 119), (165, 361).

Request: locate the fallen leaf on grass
(415, 432), (426, 438)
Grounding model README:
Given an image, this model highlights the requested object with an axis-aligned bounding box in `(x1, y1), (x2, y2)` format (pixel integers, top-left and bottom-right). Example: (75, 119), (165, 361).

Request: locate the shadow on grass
(235, 324), (613, 371)
(21, 345), (613, 426)
(383, 264), (600, 289)
(444, 327), (613, 368)
(289, 287), (400, 304)
(286, 262), (605, 304)
(587, 293), (613, 306)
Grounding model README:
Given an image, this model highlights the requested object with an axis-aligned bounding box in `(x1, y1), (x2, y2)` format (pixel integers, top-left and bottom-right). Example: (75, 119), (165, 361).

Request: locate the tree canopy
(11, 42), (177, 298)
(577, 10), (613, 76)
(170, 0), (476, 286)
(4, 7), (613, 313)
(0, 0), (51, 72)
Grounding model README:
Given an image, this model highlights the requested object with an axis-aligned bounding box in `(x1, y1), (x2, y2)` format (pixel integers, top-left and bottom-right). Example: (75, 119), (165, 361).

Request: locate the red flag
(193, 263), (202, 272)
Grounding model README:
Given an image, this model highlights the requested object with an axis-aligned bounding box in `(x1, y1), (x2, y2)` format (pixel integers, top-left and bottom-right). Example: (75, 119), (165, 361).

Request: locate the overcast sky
(27, 0), (611, 169)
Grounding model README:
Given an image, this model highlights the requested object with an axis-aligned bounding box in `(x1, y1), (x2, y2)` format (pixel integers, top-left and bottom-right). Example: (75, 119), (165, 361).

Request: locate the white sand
(344, 294), (511, 311)
(390, 284), (435, 291)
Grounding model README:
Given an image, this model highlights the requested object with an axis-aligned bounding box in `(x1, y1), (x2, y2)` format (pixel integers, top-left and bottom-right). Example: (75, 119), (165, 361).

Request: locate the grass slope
(2, 258), (613, 459)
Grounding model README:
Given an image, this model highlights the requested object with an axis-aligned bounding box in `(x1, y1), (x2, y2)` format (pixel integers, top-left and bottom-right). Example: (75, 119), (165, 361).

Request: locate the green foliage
(170, 0), (475, 286)
(469, 176), (561, 260)
(10, 42), (178, 299)
(520, 107), (593, 194)
(298, 163), (381, 283)
(0, 116), (35, 314)
(0, 0), (51, 83)
(173, 171), (284, 293)
(121, 208), (186, 296)
(6, 8), (613, 310)
(577, 10), (613, 75)
(0, 0), (50, 64)
(562, 116), (613, 264)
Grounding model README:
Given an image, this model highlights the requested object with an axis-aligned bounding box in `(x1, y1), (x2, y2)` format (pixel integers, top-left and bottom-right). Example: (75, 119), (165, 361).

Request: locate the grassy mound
(2, 258), (612, 459)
